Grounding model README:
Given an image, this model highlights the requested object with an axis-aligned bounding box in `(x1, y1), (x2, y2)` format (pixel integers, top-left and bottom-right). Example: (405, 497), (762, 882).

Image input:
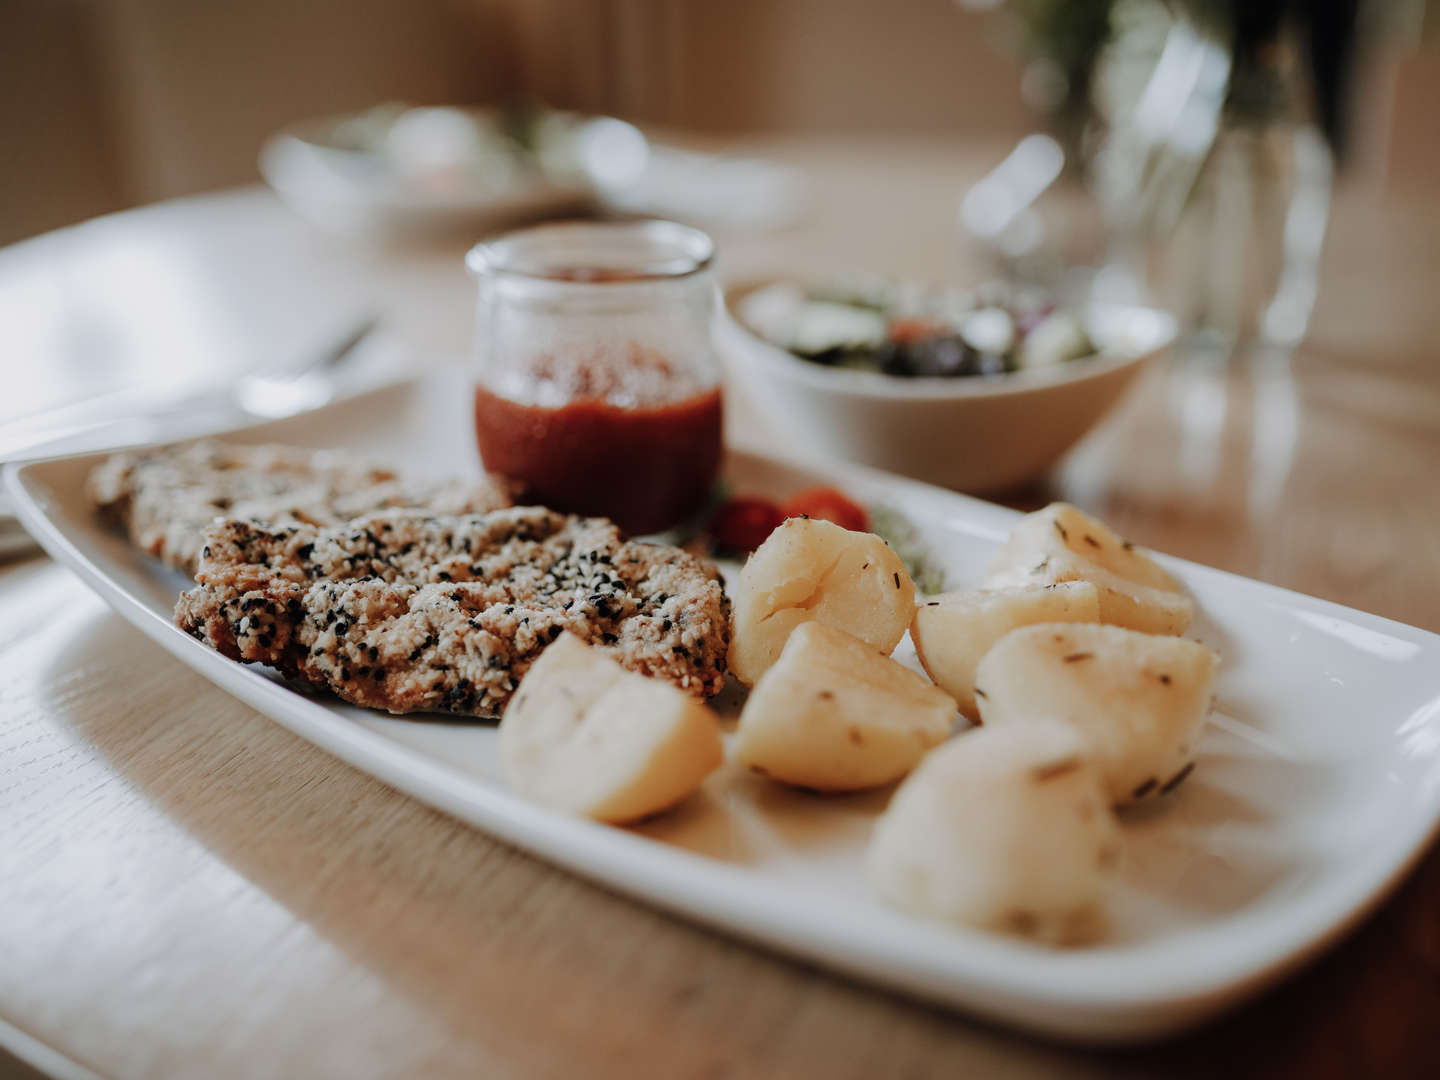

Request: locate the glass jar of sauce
(467, 220), (723, 535)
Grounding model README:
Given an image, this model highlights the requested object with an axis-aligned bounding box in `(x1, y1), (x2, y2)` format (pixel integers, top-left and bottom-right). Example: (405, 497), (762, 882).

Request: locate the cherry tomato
(888, 317), (946, 346)
(781, 487), (870, 532)
(709, 496), (785, 553)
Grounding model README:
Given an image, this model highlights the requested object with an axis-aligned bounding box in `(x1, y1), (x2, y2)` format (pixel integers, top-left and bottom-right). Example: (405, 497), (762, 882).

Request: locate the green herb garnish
(868, 506), (946, 594)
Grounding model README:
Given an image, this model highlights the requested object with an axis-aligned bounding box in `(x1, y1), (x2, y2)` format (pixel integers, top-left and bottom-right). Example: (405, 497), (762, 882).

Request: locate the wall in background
(1, 0), (128, 244)
(505, 0), (1032, 133)
(1, 0), (1033, 246)
(1, 0), (1434, 247)
(1, 0), (507, 244)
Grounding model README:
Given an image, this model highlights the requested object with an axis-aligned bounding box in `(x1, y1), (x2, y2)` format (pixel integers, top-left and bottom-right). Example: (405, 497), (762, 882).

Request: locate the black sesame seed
(1159, 762), (1195, 795)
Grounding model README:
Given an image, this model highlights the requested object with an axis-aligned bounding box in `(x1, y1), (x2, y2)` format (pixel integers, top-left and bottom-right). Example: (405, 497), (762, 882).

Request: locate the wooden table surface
(3, 135), (1439, 1079)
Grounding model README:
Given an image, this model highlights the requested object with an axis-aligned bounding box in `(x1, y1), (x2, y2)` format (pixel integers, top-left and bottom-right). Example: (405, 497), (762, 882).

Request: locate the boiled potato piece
(867, 719), (1118, 944)
(501, 632), (723, 824)
(735, 622), (956, 791)
(729, 517), (916, 685)
(984, 503), (1193, 635)
(988, 502), (1178, 591)
(912, 581), (1100, 720)
(975, 623), (1218, 806)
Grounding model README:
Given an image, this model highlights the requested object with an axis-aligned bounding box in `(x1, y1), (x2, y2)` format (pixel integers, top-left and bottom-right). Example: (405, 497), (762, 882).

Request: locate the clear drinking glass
(466, 220), (723, 534)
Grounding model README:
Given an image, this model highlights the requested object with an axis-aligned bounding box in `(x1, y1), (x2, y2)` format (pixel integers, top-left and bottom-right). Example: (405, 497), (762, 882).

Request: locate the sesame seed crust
(174, 507), (731, 718)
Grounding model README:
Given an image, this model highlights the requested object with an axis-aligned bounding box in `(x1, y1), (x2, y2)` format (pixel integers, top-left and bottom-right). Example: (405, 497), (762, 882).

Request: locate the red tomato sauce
(474, 382), (723, 535)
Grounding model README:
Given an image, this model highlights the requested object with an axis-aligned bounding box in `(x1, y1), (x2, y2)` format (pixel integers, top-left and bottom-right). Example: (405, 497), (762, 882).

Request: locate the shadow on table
(40, 610), (1440, 1079)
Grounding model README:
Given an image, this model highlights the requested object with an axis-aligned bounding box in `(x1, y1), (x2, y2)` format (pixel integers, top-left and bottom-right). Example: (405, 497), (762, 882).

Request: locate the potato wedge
(911, 581), (1100, 719)
(735, 622), (956, 792)
(501, 632), (723, 823)
(984, 503), (1193, 635)
(729, 517), (916, 685)
(975, 623), (1218, 806)
(867, 719), (1118, 944)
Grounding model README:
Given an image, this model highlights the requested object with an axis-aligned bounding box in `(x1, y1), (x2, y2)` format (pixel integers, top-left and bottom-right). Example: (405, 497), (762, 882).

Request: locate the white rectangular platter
(8, 372), (1440, 1043)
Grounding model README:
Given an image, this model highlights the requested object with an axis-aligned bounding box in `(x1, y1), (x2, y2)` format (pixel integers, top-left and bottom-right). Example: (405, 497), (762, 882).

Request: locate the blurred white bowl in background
(260, 105), (803, 238)
(259, 106), (643, 238)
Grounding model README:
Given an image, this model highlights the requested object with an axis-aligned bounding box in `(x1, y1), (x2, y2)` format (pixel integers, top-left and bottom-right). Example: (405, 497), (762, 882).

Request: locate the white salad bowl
(720, 284), (1175, 494)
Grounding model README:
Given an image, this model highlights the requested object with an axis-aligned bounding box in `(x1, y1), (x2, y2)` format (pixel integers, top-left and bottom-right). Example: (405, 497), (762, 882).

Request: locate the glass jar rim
(466, 219), (715, 284)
